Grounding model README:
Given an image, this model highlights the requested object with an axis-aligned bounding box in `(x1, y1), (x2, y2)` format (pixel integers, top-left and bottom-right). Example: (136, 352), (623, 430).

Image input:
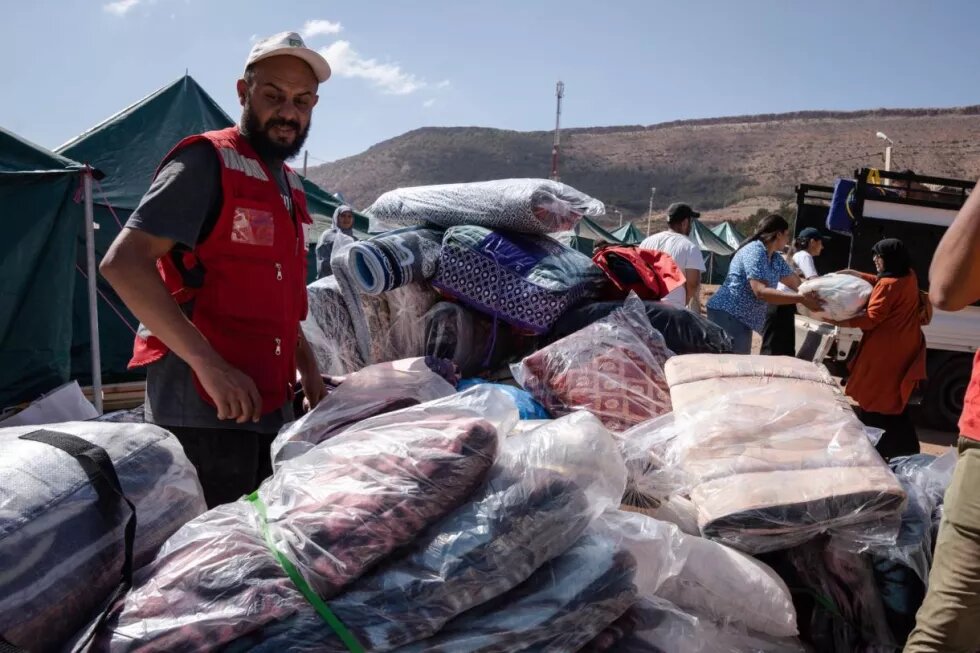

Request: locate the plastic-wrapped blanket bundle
(303, 276), (364, 376)
(85, 389), (511, 652)
(614, 598), (808, 653)
(656, 355), (907, 554)
(799, 273), (873, 322)
(331, 239), (394, 364)
(0, 422), (205, 652)
(432, 225), (606, 335)
(384, 283), (440, 360)
(545, 299), (733, 355)
(513, 295), (673, 431)
(423, 302), (519, 377)
(348, 226), (444, 295)
(230, 412), (627, 652)
(364, 179), (606, 235)
(271, 357), (458, 469)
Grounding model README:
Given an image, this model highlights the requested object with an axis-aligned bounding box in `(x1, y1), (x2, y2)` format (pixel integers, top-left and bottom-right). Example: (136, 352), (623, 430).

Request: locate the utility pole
(550, 81), (565, 182)
(303, 150), (309, 176)
(876, 131), (894, 172)
(646, 187), (657, 235)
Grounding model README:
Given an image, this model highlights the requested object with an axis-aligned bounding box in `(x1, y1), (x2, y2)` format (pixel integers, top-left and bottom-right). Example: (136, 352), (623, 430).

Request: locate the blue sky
(4, 0), (980, 164)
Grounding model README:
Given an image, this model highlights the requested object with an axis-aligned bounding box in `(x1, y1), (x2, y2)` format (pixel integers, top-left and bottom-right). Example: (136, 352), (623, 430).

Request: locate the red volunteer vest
(592, 245), (686, 301)
(130, 127), (312, 415)
(959, 350), (980, 440)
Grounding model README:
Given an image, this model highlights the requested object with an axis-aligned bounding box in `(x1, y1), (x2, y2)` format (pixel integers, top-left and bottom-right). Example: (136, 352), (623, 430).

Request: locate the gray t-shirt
(127, 140), (296, 433)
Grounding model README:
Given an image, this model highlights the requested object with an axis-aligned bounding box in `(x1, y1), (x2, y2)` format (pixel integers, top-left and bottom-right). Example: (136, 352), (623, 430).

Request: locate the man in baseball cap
(100, 32), (331, 506)
(639, 202), (706, 311)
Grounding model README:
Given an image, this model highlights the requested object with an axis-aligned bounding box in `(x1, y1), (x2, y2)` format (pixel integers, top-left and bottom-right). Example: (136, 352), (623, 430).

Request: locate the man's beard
(241, 103), (310, 162)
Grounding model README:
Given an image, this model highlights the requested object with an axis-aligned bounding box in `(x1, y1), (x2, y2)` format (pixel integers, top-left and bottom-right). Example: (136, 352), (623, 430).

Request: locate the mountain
(307, 106), (980, 229)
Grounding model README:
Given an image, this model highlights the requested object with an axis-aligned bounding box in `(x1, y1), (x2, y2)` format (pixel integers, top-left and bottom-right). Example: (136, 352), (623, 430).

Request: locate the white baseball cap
(245, 31), (331, 83)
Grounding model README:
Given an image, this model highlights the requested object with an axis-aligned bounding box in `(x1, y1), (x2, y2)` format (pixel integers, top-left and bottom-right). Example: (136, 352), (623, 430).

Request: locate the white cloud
(423, 99), (436, 108)
(250, 33), (260, 43)
(320, 40), (426, 95)
(302, 19), (343, 38)
(103, 0), (140, 15)
(435, 80), (451, 89)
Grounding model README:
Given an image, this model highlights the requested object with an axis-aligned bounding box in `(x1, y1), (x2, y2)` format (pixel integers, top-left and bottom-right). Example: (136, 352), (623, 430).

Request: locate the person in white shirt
(763, 226), (831, 355)
(639, 203), (706, 311)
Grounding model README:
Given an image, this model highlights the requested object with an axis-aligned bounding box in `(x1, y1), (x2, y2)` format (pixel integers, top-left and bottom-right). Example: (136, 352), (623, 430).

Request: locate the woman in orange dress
(829, 239), (928, 460)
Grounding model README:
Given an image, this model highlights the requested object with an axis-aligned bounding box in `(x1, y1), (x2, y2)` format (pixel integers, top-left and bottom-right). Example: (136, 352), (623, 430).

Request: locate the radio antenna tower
(550, 81), (565, 182)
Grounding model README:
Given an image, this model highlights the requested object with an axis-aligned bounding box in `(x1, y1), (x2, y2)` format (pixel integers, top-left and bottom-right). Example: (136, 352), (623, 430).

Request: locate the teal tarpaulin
(0, 127), (86, 407)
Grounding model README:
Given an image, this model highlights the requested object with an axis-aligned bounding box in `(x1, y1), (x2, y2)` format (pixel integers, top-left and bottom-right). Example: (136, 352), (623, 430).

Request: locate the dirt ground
(698, 285), (957, 456)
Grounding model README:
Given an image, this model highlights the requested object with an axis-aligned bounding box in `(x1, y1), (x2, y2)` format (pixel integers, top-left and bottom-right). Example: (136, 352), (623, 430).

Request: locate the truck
(793, 168), (978, 431)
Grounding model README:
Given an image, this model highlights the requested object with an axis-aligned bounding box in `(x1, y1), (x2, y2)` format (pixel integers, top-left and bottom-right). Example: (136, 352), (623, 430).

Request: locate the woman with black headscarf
(826, 238), (929, 460)
(315, 205), (356, 278)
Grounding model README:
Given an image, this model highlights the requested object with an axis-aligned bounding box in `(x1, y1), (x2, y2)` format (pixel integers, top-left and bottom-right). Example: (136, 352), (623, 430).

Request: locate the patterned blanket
(331, 241), (393, 364)
(433, 225), (605, 335)
(364, 179), (605, 235)
(514, 296), (673, 432)
(303, 276), (364, 376)
(348, 226), (444, 295)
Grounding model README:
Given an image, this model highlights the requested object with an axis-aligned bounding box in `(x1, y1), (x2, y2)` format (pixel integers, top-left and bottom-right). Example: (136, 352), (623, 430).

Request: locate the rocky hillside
(308, 106), (980, 229)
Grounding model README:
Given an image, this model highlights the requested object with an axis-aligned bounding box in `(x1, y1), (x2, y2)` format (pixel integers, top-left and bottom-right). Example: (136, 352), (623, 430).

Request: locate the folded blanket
(423, 301), (517, 377)
(364, 179), (605, 235)
(799, 274), (874, 322)
(349, 226), (444, 294)
(303, 276), (364, 376)
(86, 390), (509, 652)
(396, 531), (638, 653)
(433, 225), (605, 335)
(0, 422), (205, 652)
(271, 357), (457, 469)
(514, 295), (673, 432)
(229, 412), (626, 652)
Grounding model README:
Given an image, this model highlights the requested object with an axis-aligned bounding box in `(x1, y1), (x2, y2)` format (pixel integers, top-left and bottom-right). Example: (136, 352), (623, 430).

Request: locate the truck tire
(922, 353), (973, 432)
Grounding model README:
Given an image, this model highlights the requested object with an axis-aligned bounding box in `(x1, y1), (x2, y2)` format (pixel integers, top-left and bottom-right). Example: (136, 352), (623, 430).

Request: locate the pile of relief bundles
(86, 393), (666, 651)
(83, 388), (507, 651)
(0, 422), (205, 652)
(302, 275), (364, 376)
(654, 355), (908, 553)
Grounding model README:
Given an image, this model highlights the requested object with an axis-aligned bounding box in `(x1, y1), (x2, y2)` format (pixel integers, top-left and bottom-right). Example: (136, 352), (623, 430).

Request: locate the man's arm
(931, 184), (980, 310)
(100, 229), (262, 423)
(683, 269), (701, 312)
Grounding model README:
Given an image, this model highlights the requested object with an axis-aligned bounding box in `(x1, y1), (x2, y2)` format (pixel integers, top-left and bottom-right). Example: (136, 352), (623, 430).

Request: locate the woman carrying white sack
(762, 227), (832, 356)
(812, 238), (930, 461)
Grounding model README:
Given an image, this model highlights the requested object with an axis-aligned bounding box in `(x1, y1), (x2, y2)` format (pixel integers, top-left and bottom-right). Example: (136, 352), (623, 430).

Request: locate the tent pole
(84, 168), (103, 414)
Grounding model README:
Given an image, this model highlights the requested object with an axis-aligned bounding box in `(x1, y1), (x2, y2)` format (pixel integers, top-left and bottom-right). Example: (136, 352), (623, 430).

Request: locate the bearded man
(100, 32), (330, 507)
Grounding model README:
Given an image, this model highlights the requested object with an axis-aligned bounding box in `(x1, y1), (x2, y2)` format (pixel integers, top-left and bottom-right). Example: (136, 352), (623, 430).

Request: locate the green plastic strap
(247, 492), (365, 653)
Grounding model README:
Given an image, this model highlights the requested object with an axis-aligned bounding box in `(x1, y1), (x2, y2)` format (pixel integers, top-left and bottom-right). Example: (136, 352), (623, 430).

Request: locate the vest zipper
(275, 337), (282, 356)
(275, 262), (283, 281)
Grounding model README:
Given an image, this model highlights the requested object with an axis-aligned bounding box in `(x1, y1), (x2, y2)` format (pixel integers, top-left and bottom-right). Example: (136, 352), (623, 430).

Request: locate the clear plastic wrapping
(513, 294), (673, 431)
(87, 388), (514, 652)
(0, 422), (205, 652)
(364, 178), (606, 235)
(303, 275), (364, 376)
(432, 225), (606, 335)
(226, 412), (627, 652)
(799, 273), (874, 322)
(347, 226), (444, 295)
(422, 301), (518, 377)
(271, 357), (457, 469)
(384, 283), (440, 361)
(613, 598), (808, 653)
(644, 356), (908, 554)
(545, 299), (734, 354)
(331, 239), (392, 364)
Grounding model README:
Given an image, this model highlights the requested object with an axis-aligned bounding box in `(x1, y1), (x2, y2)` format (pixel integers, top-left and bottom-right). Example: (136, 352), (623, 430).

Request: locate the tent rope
(93, 178), (127, 231)
(74, 264), (139, 337)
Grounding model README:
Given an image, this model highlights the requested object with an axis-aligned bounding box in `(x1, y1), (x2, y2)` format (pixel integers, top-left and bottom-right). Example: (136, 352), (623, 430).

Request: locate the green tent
(610, 222), (644, 245)
(0, 127), (88, 407)
(710, 221), (746, 250)
(690, 219), (736, 284)
(56, 75), (364, 386)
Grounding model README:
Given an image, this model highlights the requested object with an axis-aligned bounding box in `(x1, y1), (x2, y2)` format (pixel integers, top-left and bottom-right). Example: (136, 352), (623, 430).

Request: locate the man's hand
(191, 354), (262, 423)
(300, 370), (327, 412)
